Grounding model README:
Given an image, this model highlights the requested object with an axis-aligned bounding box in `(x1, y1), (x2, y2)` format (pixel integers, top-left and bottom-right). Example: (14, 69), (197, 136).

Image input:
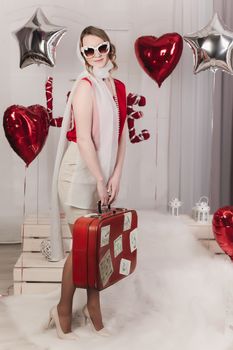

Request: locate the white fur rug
(1, 210), (233, 350)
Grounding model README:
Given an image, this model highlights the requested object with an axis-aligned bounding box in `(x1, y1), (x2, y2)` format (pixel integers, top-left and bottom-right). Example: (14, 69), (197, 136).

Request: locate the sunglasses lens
(84, 47), (95, 58)
(98, 43), (109, 54)
(82, 42), (109, 58)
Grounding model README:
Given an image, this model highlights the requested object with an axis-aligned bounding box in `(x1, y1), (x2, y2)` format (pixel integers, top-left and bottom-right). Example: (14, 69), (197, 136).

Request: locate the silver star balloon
(13, 8), (67, 68)
(184, 13), (233, 74)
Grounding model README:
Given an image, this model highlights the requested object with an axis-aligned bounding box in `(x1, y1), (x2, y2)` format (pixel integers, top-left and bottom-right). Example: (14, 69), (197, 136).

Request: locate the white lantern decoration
(168, 198), (182, 216)
(192, 196), (210, 223)
(40, 239), (51, 260)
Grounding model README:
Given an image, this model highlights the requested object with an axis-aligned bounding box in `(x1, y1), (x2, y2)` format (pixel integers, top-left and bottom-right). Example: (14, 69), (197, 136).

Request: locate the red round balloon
(134, 33), (183, 87)
(212, 206), (233, 260)
(3, 104), (49, 166)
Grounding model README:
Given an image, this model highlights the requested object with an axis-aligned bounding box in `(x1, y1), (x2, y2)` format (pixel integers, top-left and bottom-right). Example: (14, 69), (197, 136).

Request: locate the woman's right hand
(97, 179), (109, 206)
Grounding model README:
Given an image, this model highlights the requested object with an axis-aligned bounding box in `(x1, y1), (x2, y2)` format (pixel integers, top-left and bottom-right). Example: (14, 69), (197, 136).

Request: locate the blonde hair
(79, 25), (118, 75)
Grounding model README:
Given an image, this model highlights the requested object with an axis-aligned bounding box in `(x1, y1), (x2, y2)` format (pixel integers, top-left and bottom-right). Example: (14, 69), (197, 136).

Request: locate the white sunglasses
(80, 41), (110, 59)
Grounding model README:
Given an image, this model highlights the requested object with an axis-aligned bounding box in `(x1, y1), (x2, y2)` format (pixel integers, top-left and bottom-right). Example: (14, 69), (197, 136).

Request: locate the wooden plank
(14, 252), (68, 268)
(21, 268), (62, 282)
(13, 252), (64, 284)
(208, 240), (225, 254)
(14, 254), (22, 268)
(189, 226), (214, 239)
(22, 224), (71, 238)
(197, 239), (225, 254)
(13, 268), (22, 281)
(14, 267), (63, 282)
(214, 254), (229, 261)
(199, 239), (209, 250)
(180, 214), (214, 239)
(24, 214), (67, 225)
(23, 238), (72, 252)
(14, 282), (61, 295)
(13, 282), (23, 295)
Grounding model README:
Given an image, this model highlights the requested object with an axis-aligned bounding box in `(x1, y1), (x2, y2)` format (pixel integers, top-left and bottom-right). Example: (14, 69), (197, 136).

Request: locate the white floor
(1, 210), (233, 350)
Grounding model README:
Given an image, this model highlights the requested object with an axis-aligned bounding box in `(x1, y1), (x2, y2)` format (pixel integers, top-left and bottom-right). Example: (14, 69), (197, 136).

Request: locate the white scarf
(49, 45), (118, 261)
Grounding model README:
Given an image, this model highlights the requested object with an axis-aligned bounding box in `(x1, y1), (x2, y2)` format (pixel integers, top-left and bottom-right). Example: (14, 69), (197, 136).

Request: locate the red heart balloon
(3, 104), (49, 166)
(212, 206), (233, 260)
(134, 33), (183, 87)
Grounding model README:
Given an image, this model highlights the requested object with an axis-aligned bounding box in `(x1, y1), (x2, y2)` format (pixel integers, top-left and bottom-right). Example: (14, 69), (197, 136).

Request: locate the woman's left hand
(106, 172), (121, 205)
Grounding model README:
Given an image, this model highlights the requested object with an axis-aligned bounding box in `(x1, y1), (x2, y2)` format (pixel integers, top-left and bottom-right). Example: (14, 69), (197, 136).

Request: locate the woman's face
(81, 34), (110, 68)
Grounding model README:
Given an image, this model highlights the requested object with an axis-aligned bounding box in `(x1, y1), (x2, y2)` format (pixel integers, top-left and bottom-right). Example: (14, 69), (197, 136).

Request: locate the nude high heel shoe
(82, 304), (111, 337)
(46, 306), (79, 340)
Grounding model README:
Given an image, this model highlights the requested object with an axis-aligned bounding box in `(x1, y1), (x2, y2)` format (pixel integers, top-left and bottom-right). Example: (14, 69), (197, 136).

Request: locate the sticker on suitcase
(99, 249), (113, 286)
(130, 228), (138, 252)
(114, 235), (123, 257)
(119, 258), (131, 276)
(100, 225), (110, 247)
(123, 212), (132, 231)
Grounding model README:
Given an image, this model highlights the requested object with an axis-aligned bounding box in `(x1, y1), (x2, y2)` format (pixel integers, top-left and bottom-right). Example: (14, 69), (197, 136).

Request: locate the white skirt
(57, 141), (99, 224)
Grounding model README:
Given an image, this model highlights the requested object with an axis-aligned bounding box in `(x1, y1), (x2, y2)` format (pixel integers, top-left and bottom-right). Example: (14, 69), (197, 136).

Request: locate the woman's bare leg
(86, 288), (104, 331)
(57, 223), (75, 333)
(56, 222), (104, 332)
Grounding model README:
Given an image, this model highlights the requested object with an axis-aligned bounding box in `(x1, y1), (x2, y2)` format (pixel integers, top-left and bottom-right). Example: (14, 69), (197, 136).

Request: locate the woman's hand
(97, 179), (109, 206)
(106, 172), (121, 205)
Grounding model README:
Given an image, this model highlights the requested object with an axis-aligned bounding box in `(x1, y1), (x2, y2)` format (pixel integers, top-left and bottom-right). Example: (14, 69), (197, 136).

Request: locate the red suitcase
(72, 202), (138, 291)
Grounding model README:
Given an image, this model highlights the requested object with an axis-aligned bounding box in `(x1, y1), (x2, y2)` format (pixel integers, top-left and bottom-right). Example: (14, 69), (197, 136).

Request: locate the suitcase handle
(97, 200), (111, 214)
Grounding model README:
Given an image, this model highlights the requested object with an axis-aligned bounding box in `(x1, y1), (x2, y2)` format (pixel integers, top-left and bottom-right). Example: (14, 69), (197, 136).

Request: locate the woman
(47, 26), (127, 339)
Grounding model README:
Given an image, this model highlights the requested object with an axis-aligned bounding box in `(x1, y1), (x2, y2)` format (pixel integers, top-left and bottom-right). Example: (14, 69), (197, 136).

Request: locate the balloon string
(167, 0), (183, 204)
(223, 0), (226, 20)
(180, 0), (183, 202)
(20, 165), (27, 294)
(167, 73), (172, 204)
(212, 72), (216, 132)
(154, 102), (159, 201)
(23, 165), (27, 223)
(212, 72), (216, 191)
(36, 156), (39, 225)
(209, 72), (216, 211)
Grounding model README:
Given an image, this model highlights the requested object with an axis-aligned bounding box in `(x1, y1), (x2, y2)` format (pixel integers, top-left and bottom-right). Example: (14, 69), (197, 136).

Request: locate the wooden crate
(21, 214), (72, 252)
(14, 252), (67, 294)
(180, 214), (225, 255)
(14, 214), (71, 295)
